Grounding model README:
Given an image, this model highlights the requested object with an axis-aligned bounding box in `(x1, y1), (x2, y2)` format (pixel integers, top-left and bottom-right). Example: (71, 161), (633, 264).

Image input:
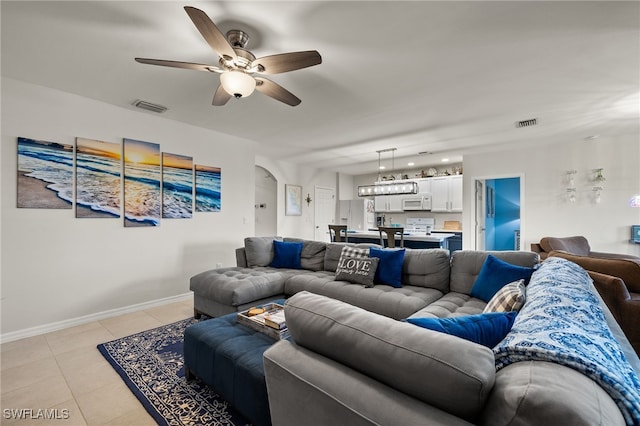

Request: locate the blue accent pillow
(369, 247), (405, 288)
(270, 240), (303, 269)
(406, 311), (517, 348)
(470, 255), (535, 303)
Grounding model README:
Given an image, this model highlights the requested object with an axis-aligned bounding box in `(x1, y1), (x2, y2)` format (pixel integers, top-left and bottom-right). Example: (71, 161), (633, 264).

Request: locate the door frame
(475, 180), (486, 251)
(471, 173), (525, 250)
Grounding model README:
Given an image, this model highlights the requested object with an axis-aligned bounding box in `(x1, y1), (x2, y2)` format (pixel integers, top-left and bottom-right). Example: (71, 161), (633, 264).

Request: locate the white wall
(462, 134), (640, 257)
(256, 155), (336, 240)
(1, 78), (256, 338)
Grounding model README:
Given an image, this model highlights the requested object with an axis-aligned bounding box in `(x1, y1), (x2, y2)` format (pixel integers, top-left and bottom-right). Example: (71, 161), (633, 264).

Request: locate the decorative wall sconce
(592, 168), (605, 203)
(564, 170), (577, 203)
(593, 168), (606, 183)
(593, 186), (603, 204)
(305, 193), (313, 206)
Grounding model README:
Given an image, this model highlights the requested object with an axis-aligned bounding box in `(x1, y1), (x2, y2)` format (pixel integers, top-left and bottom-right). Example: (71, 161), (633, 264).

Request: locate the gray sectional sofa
(190, 236), (640, 425)
(190, 236), (534, 320)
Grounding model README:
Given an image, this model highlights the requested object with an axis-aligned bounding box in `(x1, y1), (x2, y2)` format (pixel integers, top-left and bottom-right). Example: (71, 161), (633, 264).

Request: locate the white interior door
(314, 186), (336, 242)
(475, 179), (486, 250)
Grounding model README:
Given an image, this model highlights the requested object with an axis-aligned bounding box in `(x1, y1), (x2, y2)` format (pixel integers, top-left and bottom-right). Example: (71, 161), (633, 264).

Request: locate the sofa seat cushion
(408, 292), (485, 319)
(190, 267), (302, 307)
(284, 273), (443, 320)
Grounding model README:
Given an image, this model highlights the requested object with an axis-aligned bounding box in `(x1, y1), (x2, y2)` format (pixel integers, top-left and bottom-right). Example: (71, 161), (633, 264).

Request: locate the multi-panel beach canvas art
(76, 138), (122, 218)
(123, 138), (161, 227)
(17, 137), (74, 209)
(195, 165), (221, 212)
(16, 136), (222, 223)
(162, 153), (194, 219)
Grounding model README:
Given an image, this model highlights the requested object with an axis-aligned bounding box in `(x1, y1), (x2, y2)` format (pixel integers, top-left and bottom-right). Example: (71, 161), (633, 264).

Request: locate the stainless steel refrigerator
(338, 198), (375, 230)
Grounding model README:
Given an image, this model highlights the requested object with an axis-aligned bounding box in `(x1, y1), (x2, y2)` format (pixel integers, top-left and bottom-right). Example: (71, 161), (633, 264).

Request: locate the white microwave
(403, 194), (432, 211)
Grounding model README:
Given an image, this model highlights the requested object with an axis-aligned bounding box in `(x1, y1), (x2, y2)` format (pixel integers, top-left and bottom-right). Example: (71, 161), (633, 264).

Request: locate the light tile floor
(1, 299), (194, 425)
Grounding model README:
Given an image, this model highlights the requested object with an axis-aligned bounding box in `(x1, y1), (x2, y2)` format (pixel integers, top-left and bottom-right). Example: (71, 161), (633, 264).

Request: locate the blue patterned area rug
(97, 318), (249, 426)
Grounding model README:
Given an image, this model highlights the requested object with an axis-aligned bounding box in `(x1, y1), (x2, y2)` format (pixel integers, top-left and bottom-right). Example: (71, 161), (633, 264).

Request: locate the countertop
(347, 230), (456, 242)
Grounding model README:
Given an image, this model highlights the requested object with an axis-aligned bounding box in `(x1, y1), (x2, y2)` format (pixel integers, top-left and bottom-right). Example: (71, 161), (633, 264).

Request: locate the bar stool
(328, 225), (348, 242)
(378, 227), (404, 248)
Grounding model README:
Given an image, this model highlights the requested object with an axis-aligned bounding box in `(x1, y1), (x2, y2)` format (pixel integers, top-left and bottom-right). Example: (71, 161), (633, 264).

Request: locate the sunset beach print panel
(76, 138), (121, 218)
(123, 138), (161, 227)
(195, 165), (221, 212)
(162, 153), (193, 219)
(17, 137), (73, 209)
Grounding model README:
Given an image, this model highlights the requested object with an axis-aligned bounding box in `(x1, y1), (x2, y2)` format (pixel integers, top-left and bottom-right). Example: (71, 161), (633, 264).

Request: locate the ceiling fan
(135, 6), (322, 107)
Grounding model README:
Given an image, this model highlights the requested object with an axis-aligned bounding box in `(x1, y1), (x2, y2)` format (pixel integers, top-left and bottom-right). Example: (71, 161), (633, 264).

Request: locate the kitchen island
(345, 230), (456, 250)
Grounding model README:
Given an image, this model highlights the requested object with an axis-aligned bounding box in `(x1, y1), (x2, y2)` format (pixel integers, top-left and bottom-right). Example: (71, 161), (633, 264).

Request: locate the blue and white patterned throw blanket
(494, 257), (640, 425)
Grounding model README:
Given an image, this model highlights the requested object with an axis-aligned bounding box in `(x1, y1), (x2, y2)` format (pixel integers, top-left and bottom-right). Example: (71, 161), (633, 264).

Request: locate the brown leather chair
(378, 227), (404, 248)
(328, 225), (348, 242)
(531, 236), (640, 261)
(548, 250), (640, 354)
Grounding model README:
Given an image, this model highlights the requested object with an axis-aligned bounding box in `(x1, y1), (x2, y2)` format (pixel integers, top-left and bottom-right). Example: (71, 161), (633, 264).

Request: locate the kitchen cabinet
(374, 194), (403, 212)
(430, 175), (463, 212)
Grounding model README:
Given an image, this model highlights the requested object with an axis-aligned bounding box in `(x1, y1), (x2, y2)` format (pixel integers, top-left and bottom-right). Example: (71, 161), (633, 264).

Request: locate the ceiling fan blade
(212, 84), (232, 106)
(255, 77), (301, 106)
(184, 6), (236, 60)
(135, 58), (220, 72)
(252, 50), (322, 75)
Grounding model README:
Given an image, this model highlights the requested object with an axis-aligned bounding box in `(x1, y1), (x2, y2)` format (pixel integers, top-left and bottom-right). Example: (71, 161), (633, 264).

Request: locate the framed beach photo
(285, 184), (302, 216)
(123, 138), (161, 227)
(76, 138), (121, 218)
(17, 137), (73, 209)
(195, 164), (221, 212)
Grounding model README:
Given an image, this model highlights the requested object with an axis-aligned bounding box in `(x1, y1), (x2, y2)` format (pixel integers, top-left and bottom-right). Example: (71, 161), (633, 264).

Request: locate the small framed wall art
(285, 184), (302, 216)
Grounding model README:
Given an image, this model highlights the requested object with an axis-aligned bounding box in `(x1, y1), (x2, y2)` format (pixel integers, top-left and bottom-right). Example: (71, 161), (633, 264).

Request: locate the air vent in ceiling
(133, 100), (167, 113)
(515, 118), (538, 128)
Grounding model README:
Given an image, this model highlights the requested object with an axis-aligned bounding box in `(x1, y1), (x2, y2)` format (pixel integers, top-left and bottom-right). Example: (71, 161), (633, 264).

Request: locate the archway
(255, 166), (277, 236)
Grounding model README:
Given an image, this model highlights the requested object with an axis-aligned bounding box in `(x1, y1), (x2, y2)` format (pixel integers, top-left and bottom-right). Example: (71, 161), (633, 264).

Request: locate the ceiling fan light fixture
(220, 71), (256, 98)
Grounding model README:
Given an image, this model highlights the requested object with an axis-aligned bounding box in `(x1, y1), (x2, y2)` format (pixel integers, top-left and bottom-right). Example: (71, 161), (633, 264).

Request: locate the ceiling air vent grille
(515, 118), (538, 128)
(133, 100), (167, 113)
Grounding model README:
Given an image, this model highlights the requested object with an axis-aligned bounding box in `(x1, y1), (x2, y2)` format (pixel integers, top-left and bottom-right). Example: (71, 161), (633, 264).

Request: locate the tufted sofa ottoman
(184, 310), (285, 426)
(190, 267), (298, 318)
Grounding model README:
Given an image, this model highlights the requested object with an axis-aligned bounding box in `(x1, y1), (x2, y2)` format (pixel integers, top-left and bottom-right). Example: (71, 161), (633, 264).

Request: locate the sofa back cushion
(401, 249), (451, 292)
(285, 291), (496, 422)
(450, 251), (539, 295)
(284, 238), (327, 271)
(540, 236), (590, 256)
(244, 236), (282, 267)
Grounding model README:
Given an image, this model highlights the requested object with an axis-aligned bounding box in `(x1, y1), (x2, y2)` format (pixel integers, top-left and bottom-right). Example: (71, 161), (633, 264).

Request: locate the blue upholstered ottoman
(184, 311), (283, 426)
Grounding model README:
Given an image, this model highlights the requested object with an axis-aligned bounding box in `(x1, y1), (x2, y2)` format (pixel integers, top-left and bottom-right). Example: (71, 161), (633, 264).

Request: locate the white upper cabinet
(430, 175), (463, 212)
(374, 194), (404, 212)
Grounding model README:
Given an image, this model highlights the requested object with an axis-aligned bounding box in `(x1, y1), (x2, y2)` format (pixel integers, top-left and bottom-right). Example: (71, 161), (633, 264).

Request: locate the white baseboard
(0, 292), (193, 344)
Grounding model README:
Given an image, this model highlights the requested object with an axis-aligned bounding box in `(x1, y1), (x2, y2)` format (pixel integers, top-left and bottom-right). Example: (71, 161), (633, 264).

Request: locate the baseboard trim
(0, 292), (193, 344)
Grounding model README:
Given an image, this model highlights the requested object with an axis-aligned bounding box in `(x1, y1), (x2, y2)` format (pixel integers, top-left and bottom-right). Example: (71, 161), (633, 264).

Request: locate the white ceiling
(2, 1), (638, 175)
